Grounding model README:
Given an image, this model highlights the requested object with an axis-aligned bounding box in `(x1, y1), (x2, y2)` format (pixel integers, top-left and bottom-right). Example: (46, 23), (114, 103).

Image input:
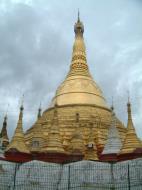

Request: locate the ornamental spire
(0, 114), (9, 148)
(67, 12), (91, 77)
(78, 9), (80, 22)
(110, 96), (114, 111)
(0, 135), (4, 158)
(37, 103), (42, 119)
(52, 13), (108, 108)
(6, 103), (30, 154)
(120, 99), (141, 154)
(74, 11), (84, 37)
(127, 98), (134, 130)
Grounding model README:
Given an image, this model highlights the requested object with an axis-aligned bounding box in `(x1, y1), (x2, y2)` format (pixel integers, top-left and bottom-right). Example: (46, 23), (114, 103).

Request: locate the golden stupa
(120, 100), (141, 154)
(23, 14), (127, 160)
(6, 105), (30, 154)
(0, 115), (9, 148)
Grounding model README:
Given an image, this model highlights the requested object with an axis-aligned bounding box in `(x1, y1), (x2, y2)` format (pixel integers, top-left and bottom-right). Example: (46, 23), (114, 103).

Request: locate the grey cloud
(0, 0), (142, 139)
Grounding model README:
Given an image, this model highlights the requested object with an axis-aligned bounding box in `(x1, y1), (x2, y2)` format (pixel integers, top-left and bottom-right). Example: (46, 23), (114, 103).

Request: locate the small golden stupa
(27, 106), (45, 153)
(6, 105), (30, 154)
(120, 100), (141, 154)
(0, 115), (9, 149)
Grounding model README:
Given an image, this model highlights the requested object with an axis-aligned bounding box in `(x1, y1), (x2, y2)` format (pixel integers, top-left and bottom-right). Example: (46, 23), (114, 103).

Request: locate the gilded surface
(120, 102), (141, 154)
(43, 104), (65, 153)
(50, 15), (107, 108)
(0, 116), (9, 148)
(6, 106), (30, 154)
(9, 15), (141, 161)
(25, 104), (126, 159)
(84, 123), (98, 160)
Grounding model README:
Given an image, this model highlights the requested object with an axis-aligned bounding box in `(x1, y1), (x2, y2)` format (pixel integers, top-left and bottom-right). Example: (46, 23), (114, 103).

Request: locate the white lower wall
(0, 159), (142, 190)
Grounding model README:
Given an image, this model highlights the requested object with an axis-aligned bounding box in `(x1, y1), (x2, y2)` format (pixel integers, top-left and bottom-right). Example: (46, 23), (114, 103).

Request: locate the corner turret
(0, 115), (9, 149)
(6, 104), (30, 154)
(120, 99), (141, 154)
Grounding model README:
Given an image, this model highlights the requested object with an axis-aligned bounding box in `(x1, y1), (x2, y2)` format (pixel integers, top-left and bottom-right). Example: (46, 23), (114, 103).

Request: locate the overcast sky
(0, 0), (142, 139)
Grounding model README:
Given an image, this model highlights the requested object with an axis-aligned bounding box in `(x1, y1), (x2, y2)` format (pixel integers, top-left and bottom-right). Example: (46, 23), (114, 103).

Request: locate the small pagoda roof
(102, 111), (122, 155)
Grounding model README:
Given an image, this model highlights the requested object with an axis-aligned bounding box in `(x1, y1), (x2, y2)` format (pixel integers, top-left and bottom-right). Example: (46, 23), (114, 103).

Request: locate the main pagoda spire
(67, 12), (91, 77)
(52, 12), (108, 108)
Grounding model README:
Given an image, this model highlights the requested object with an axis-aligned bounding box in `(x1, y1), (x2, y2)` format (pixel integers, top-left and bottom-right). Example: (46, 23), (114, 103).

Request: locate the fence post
(110, 162), (115, 190)
(128, 164), (131, 190)
(13, 163), (19, 190)
(67, 165), (70, 190)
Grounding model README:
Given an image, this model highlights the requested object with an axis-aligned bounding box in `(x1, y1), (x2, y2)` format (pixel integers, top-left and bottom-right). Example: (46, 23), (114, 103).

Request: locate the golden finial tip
(20, 105), (24, 111)
(4, 114), (7, 123)
(38, 102), (42, 119)
(39, 101), (42, 110)
(111, 96), (114, 111)
(4, 114), (7, 119)
(78, 9), (80, 22)
(127, 90), (130, 103)
(5, 103), (9, 116)
(20, 94), (24, 111)
(74, 9), (84, 35)
(127, 90), (131, 110)
(19, 94), (24, 111)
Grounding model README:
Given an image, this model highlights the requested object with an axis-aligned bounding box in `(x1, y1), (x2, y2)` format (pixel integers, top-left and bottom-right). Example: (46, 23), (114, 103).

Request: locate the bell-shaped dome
(50, 15), (108, 109)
